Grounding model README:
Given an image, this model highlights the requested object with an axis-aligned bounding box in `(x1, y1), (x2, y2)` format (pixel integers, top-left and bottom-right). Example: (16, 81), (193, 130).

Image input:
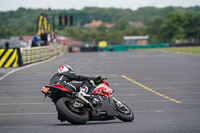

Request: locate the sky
(0, 0), (200, 11)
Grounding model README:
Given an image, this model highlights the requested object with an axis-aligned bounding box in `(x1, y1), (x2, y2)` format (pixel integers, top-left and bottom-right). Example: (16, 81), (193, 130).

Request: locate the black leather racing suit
(49, 70), (95, 92)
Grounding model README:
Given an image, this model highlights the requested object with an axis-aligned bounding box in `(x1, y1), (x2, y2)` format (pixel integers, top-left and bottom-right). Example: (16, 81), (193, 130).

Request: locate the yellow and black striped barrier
(0, 48), (23, 67)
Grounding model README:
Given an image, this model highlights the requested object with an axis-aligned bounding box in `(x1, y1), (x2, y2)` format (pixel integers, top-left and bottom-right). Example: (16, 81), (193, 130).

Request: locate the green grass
(137, 46), (200, 54)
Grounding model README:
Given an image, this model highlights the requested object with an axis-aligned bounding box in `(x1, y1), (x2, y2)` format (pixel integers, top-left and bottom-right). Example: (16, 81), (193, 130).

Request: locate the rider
(49, 64), (101, 95)
(50, 64), (101, 122)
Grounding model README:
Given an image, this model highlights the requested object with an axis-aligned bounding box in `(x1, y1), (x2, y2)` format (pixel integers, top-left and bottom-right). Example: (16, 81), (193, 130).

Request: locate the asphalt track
(0, 51), (200, 133)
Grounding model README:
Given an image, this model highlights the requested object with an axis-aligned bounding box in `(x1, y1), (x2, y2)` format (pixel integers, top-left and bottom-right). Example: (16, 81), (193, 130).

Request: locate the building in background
(84, 19), (115, 28)
(128, 21), (143, 28)
(123, 36), (149, 45)
(56, 36), (83, 46)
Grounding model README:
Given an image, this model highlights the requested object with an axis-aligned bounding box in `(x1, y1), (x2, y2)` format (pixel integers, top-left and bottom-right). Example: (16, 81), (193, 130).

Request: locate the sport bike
(41, 78), (134, 125)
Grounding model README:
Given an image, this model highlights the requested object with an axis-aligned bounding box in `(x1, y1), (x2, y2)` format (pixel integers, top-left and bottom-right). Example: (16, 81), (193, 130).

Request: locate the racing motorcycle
(41, 78), (134, 125)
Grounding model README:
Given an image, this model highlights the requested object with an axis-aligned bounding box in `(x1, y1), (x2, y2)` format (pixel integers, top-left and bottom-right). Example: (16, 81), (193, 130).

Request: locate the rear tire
(115, 102), (134, 122)
(56, 97), (89, 125)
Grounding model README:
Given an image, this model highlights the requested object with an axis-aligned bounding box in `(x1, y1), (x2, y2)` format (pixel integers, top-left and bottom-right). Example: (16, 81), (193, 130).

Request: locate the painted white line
(114, 94), (154, 96)
(123, 100), (172, 103)
(149, 86), (200, 90)
(114, 88), (146, 90)
(0, 112), (56, 116)
(0, 96), (43, 99)
(0, 103), (53, 105)
(0, 90), (40, 92)
(141, 81), (200, 84)
(0, 53), (63, 81)
(123, 99), (200, 103)
(162, 50), (200, 56)
(0, 109), (200, 116)
(115, 92), (200, 97)
(134, 109), (200, 113)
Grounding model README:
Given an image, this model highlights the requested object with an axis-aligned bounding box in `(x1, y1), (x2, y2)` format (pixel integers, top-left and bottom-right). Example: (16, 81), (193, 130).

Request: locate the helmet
(58, 64), (73, 73)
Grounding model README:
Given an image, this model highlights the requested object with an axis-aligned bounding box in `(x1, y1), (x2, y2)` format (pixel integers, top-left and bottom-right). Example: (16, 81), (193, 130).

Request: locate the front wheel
(114, 101), (134, 122)
(56, 97), (89, 125)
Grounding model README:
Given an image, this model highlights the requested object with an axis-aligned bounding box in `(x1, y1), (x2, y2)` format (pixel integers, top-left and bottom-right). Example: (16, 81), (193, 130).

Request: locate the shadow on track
(53, 120), (128, 126)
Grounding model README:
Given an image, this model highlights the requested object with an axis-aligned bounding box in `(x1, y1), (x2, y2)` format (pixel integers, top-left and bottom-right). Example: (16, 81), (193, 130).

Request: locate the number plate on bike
(42, 87), (50, 94)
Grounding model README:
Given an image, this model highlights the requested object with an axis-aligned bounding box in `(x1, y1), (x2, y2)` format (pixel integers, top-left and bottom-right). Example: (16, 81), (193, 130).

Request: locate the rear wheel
(56, 97), (89, 125)
(114, 101), (134, 122)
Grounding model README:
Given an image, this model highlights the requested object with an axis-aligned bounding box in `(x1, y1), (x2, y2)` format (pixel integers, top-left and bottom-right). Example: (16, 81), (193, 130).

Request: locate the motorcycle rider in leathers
(50, 64), (101, 93)
(49, 64), (101, 122)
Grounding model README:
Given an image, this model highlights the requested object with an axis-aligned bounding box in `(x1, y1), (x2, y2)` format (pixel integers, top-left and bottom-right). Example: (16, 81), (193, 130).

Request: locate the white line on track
(123, 100), (200, 102)
(115, 92), (200, 96)
(0, 103), (53, 105)
(0, 112), (56, 116)
(0, 96), (43, 98)
(0, 90), (40, 92)
(0, 108), (200, 116)
(134, 109), (200, 113)
(123, 100), (174, 103)
(140, 81), (200, 84)
(0, 53), (63, 81)
(1, 99), (199, 106)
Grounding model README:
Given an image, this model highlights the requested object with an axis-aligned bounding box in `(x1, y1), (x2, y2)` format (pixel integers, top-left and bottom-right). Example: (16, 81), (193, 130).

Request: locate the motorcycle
(41, 78), (134, 125)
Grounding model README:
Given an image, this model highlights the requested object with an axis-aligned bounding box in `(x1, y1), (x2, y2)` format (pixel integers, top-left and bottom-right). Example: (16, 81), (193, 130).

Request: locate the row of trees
(146, 12), (200, 43)
(59, 11), (200, 44)
(0, 6), (200, 44)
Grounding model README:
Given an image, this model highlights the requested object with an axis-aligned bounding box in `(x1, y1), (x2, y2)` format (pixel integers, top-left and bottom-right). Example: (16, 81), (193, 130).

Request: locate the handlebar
(101, 77), (107, 80)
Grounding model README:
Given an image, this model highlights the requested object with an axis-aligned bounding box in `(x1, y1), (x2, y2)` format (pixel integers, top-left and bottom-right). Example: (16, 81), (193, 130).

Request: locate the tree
(160, 12), (188, 43)
(0, 26), (7, 38)
(185, 12), (200, 42)
(114, 18), (129, 30)
(145, 17), (163, 43)
(24, 22), (36, 35)
(97, 23), (106, 32)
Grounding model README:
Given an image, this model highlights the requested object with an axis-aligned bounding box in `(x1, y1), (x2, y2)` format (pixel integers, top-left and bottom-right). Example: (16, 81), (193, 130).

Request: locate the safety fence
(0, 44), (68, 67)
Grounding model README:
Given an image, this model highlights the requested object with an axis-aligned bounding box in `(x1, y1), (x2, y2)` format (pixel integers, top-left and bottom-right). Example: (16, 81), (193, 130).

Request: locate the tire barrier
(0, 48), (23, 67)
(22, 46), (51, 65)
(68, 46), (98, 52)
(22, 45), (68, 65)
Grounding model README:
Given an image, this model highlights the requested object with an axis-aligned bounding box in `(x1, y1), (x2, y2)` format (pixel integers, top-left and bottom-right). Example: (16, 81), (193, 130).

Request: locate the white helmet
(58, 64), (73, 73)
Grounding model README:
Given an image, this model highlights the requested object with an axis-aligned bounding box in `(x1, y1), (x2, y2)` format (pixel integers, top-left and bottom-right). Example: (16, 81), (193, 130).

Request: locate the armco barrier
(0, 48), (23, 67)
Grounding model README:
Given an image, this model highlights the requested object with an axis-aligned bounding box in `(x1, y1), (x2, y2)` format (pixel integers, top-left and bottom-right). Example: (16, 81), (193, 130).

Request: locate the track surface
(0, 51), (200, 133)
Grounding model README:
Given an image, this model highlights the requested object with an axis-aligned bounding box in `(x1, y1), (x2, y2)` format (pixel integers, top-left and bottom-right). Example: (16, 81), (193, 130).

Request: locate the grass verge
(136, 46), (200, 54)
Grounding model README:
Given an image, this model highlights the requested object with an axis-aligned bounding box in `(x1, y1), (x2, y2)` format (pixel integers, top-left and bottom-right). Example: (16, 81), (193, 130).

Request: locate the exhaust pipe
(76, 93), (95, 111)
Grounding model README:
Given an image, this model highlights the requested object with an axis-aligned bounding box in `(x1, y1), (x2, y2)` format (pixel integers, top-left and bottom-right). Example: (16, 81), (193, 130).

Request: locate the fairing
(93, 80), (113, 98)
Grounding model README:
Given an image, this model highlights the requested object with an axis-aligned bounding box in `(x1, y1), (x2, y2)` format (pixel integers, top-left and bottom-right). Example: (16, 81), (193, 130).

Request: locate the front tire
(115, 102), (134, 122)
(56, 97), (89, 125)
